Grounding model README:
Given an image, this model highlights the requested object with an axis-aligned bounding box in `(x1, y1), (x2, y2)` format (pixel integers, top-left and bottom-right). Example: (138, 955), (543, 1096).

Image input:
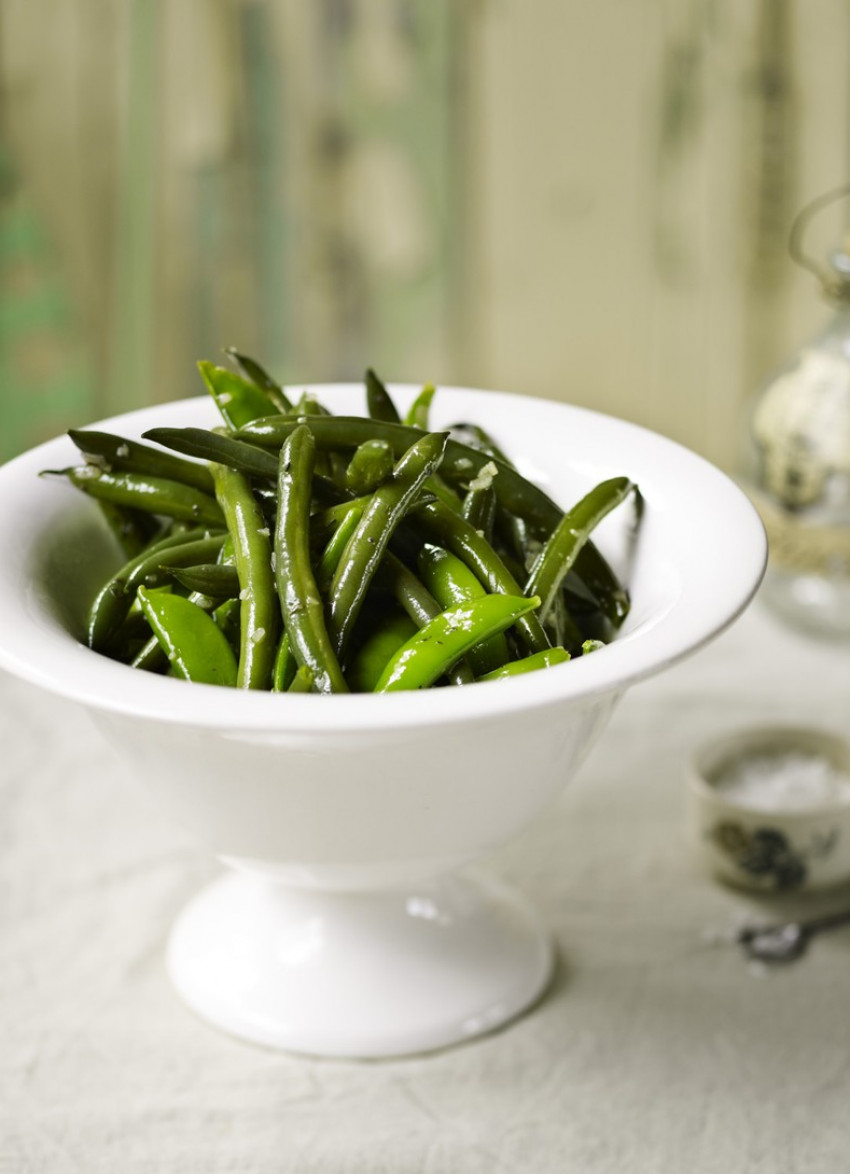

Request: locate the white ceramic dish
(0, 385), (767, 1057)
(689, 725), (850, 894)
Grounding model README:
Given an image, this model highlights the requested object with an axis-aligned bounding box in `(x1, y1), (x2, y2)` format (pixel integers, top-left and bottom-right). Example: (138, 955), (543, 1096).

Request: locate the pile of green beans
(43, 356), (640, 693)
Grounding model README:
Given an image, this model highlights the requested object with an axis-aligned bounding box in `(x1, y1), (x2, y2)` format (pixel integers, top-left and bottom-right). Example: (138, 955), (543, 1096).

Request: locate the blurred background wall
(1, 0), (849, 468)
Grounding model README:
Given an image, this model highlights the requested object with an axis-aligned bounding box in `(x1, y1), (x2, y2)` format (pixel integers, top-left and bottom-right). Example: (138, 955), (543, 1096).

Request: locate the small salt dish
(689, 726), (850, 894)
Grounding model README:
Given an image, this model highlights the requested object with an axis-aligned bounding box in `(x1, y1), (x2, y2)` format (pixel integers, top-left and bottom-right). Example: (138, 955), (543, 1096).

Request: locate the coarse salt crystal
(250, 627), (265, 644)
(714, 750), (850, 812)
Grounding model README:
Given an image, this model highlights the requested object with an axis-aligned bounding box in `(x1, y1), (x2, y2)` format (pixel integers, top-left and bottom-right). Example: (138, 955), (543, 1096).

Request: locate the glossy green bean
(211, 463), (279, 690)
(524, 477), (635, 620)
(87, 528), (226, 651)
(54, 466), (224, 527)
(365, 368), (401, 423)
(199, 361), (282, 429)
(374, 594), (541, 692)
(404, 383), (435, 429)
(348, 611), (418, 693)
(417, 544), (511, 676)
(275, 425), (348, 694)
(167, 563), (240, 598)
(96, 500), (162, 558)
(411, 501), (550, 655)
(345, 439), (395, 495)
(68, 428), (215, 494)
(224, 348), (293, 413)
(327, 431), (448, 658)
(477, 646), (570, 681)
(143, 427), (279, 480)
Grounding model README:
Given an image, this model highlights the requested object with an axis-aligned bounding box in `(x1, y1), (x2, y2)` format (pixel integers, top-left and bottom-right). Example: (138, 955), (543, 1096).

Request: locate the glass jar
(746, 248), (850, 637)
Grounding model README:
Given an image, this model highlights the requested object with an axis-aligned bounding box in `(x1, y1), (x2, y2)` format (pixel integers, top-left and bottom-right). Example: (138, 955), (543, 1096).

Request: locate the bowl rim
(0, 384), (768, 733)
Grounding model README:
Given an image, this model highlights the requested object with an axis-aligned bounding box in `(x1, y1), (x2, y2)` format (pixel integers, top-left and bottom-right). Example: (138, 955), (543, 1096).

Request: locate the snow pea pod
(137, 586), (238, 686)
(327, 431), (449, 659)
(211, 464), (279, 690)
(524, 477), (635, 621)
(417, 544), (511, 676)
(374, 594), (541, 692)
(477, 646), (570, 682)
(275, 425), (348, 694)
(68, 429), (215, 494)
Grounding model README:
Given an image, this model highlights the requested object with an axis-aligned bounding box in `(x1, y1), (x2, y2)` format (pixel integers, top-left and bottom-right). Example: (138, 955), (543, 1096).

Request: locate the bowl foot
(167, 869), (553, 1058)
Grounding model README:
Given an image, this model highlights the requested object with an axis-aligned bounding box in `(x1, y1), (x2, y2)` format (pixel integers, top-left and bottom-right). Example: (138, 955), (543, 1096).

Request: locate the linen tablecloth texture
(2, 602), (848, 1174)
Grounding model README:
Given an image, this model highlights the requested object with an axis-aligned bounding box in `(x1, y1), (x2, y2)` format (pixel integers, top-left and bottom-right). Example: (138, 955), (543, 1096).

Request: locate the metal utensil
(738, 908), (850, 963)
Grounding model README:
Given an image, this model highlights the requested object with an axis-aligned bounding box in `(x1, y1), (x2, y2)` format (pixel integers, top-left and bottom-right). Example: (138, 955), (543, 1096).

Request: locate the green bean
(477, 646), (570, 681)
(365, 368), (401, 423)
(69, 429), (215, 494)
(199, 361), (282, 430)
(137, 586), (238, 686)
(87, 528), (226, 651)
(224, 347), (293, 413)
(404, 383), (435, 429)
(524, 477), (635, 621)
(374, 594), (541, 692)
(461, 482), (497, 539)
(417, 544), (511, 676)
(275, 425), (348, 694)
(348, 611), (418, 693)
(411, 501), (551, 655)
(327, 431), (448, 659)
(376, 553), (475, 686)
(96, 500), (162, 558)
(272, 504), (364, 693)
(143, 427), (279, 480)
(211, 464), (279, 690)
(167, 564), (240, 599)
(50, 466), (224, 528)
(345, 439), (395, 495)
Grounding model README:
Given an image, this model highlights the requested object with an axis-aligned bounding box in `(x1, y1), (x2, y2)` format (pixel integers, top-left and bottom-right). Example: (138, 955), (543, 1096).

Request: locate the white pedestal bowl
(0, 386), (766, 1057)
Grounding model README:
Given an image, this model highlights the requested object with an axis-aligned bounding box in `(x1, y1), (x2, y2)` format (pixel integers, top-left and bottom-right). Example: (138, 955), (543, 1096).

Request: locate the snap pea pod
(348, 611), (418, 693)
(87, 528), (226, 651)
(345, 439), (395, 495)
(199, 361), (282, 430)
(374, 594), (541, 692)
(417, 544), (511, 676)
(411, 502), (551, 655)
(327, 431), (449, 659)
(524, 477), (635, 621)
(366, 368), (401, 423)
(167, 563), (240, 599)
(137, 586), (238, 686)
(477, 646), (570, 681)
(272, 504), (364, 692)
(131, 586), (220, 673)
(275, 425), (348, 694)
(143, 427), (279, 480)
(68, 428), (215, 494)
(404, 383), (435, 429)
(224, 347), (293, 413)
(211, 463), (279, 690)
(50, 466), (225, 528)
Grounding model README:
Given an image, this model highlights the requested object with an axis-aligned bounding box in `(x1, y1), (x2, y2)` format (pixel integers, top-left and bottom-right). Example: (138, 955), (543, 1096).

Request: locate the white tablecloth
(2, 599), (849, 1173)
